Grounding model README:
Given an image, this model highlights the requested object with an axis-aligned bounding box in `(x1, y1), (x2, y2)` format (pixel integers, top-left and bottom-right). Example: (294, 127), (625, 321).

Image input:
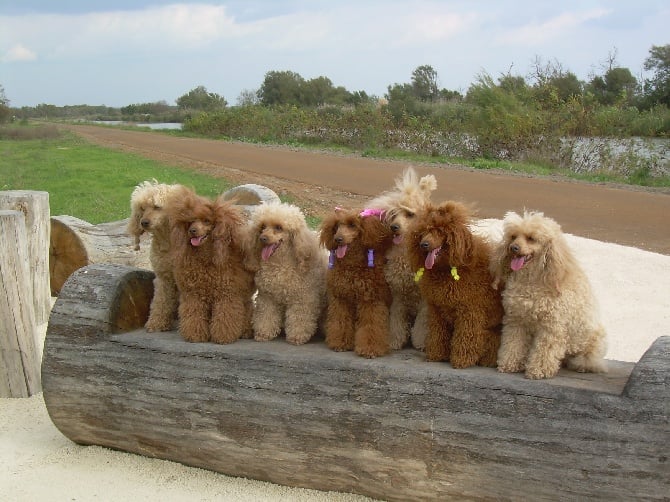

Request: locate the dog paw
(524, 366), (558, 380)
(497, 362), (525, 373)
(286, 332), (312, 345)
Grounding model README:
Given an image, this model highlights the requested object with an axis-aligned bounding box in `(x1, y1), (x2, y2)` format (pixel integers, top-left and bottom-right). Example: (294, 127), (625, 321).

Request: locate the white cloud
(497, 8), (611, 46)
(0, 4), (247, 61)
(1, 43), (37, 62)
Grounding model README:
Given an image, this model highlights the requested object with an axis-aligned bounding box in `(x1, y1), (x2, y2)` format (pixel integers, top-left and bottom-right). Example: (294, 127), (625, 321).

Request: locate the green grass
(0, 126), (234, 224)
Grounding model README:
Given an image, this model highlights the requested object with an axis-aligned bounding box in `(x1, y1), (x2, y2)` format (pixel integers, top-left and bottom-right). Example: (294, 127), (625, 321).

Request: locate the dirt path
(63, 124), (670, 255)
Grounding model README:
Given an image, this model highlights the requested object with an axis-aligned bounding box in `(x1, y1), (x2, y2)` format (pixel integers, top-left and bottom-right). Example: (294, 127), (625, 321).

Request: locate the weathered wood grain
(42, 264), (669, 501)
(0, 210), (41, 397)
(0, 190), (51, 324)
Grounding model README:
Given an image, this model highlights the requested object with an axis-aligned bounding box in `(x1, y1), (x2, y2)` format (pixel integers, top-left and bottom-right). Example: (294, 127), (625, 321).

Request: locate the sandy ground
(2, 221), (669, 501)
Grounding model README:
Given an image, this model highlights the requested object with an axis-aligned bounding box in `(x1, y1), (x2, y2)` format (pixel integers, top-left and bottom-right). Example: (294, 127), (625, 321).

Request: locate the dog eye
(405, 210), (415, 218)
(275, 225), (282, 231)
(154, 205), (161, 210)
(204, 219), (211, 225)
(527, 235), (535, 242)
(510, 234), (517, 240)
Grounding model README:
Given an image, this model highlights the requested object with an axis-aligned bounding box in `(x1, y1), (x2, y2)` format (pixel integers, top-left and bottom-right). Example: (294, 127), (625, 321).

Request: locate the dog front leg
(145, 274), (178, 332)
(253, 292), (284, 341)
(324, 294), (355, 352)
(178, 294), (210, 343)
(524, 326), (568, 379)
(497, 320), (531, 373)
(388, 297), (411, 350)
(410, 300), (429, 350)
(284, 297), (320, 345)
(210, 295), (252, 344)
(424, 304), (451, 362)
(355, 301), (390, 358)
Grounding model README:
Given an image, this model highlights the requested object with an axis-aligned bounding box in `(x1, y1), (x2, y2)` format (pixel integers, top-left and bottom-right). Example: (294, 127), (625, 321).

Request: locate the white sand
(2, 227), (669, 502)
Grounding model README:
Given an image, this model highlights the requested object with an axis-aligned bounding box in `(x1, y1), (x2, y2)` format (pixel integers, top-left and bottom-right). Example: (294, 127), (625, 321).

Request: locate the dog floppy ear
(490, 211), (521, 289)
(211, 198), (244, 266)
(541, 224), (575, 294)
(318, 211), (340, 249)
(291, 226), (318, 271)
(241, 219), (262, 272)
(360, 214), (392, 251)
(127, 204), (144, 251)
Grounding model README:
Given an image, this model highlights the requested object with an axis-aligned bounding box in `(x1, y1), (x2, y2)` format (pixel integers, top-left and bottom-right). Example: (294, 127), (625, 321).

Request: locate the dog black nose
(260, 235), (268, 244)
(420, 241), (430, 250)
(390, 224), (400, 233)
(510, 243), (520, 253)
(335, 236), (343, 244)
(189, 227), (197, 236)
(140, 219), (150, 228)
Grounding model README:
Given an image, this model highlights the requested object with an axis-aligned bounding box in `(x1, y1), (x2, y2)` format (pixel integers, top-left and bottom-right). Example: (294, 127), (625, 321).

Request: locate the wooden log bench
(41, 264), (669, 501)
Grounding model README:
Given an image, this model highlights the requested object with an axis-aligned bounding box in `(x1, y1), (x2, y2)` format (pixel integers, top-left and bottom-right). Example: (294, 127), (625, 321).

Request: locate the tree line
(3, 44), (668, 126)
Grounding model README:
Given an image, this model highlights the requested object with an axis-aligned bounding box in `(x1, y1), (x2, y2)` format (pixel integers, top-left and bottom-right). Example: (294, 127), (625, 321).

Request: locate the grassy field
(0, 124), (234, 223)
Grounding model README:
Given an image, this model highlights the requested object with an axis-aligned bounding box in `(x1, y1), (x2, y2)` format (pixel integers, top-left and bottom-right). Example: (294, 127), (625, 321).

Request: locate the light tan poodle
(245, 202), (327, 345)
(490, 211), (607, 379)
(368, 167), (437, 350)
(127, 180), (182, 332)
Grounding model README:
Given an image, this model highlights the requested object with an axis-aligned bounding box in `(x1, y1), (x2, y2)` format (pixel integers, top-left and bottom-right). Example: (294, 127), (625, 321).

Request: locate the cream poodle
(368, 167), (437, 350)
(245, 202), (327, 345)
(490, 211), (607, 379)
(128, 180), (182, 332)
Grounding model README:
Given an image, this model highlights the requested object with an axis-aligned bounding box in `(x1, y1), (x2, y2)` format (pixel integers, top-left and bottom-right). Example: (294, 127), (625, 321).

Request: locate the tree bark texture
(0, 210), (41, 397)
(42, 264), (669, 501)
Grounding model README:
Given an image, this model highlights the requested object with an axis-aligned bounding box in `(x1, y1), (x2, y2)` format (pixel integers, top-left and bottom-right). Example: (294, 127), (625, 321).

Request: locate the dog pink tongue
(511, 256), (526, 271)
(393, 234), (403, 245)
(336, 245), (348, 259)
(424, 248), (439, 270)
(190, 235), (205, 247)
(261, 244), (277, 261)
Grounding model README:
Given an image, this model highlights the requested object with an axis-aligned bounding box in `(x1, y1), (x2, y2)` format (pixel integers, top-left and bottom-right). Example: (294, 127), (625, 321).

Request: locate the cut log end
(50, 216), (89, 295)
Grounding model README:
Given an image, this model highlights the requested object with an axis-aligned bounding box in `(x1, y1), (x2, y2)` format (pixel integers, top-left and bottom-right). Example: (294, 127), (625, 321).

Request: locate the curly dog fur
(368, 167), (437, 350)
(127, 180), (182, 332)
(319, 208), (393, 358)
(407, 201), (502, 367)
(490, 211), (607, 379)
(168, 186), (254, 344)
(245, 202), (327, 345)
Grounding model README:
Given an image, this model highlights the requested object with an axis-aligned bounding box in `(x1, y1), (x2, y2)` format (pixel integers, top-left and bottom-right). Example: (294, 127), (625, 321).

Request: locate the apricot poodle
(407, 201), (502, 367)
(168, 186), (255, 343)
(368, 167), (437, 350)
(245, 202), (327, 345)
(490, 211), (607, 379)
(127, 180), (182, 332)
(319, 207), (393, 358)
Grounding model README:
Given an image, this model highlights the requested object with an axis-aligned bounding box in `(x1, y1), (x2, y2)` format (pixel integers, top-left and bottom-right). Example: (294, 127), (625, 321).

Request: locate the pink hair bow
(359, 208), (385, 219)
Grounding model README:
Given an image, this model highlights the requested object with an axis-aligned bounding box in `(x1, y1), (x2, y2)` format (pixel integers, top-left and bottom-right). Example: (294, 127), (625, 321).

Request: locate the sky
(0, 0), (668, 108)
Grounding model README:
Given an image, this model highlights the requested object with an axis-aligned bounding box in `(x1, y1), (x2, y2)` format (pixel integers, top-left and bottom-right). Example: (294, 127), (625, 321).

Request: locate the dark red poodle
(319, 208), (393, 358)
(407, 201), (502, 367)
(168, 186), (255, 344)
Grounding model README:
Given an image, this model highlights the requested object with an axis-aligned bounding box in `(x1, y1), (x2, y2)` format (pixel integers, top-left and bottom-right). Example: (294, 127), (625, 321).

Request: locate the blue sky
(0, 1), (668, 107)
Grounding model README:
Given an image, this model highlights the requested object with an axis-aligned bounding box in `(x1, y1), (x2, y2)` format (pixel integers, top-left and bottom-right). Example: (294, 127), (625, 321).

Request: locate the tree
(590, 67), (638, 106)
(0, 84), (10, 122)
(642, 44), (670, 107)
(411, 65), (439, 102)
(176, 86), (227, 112)
(257, 71), (304, 106)
(236, 89), (259, 107)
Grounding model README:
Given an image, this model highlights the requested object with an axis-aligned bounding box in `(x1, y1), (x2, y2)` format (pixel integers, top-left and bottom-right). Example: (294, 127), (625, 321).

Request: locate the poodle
(127, 180), (182, 332)
(245, 202), (327, 345)
(407, 201), (502, 367)
(490, 211), (607, 379)
(368, 167), (437, 350)
(168, 186), (255, 344)
(319, 207), (393, 358)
